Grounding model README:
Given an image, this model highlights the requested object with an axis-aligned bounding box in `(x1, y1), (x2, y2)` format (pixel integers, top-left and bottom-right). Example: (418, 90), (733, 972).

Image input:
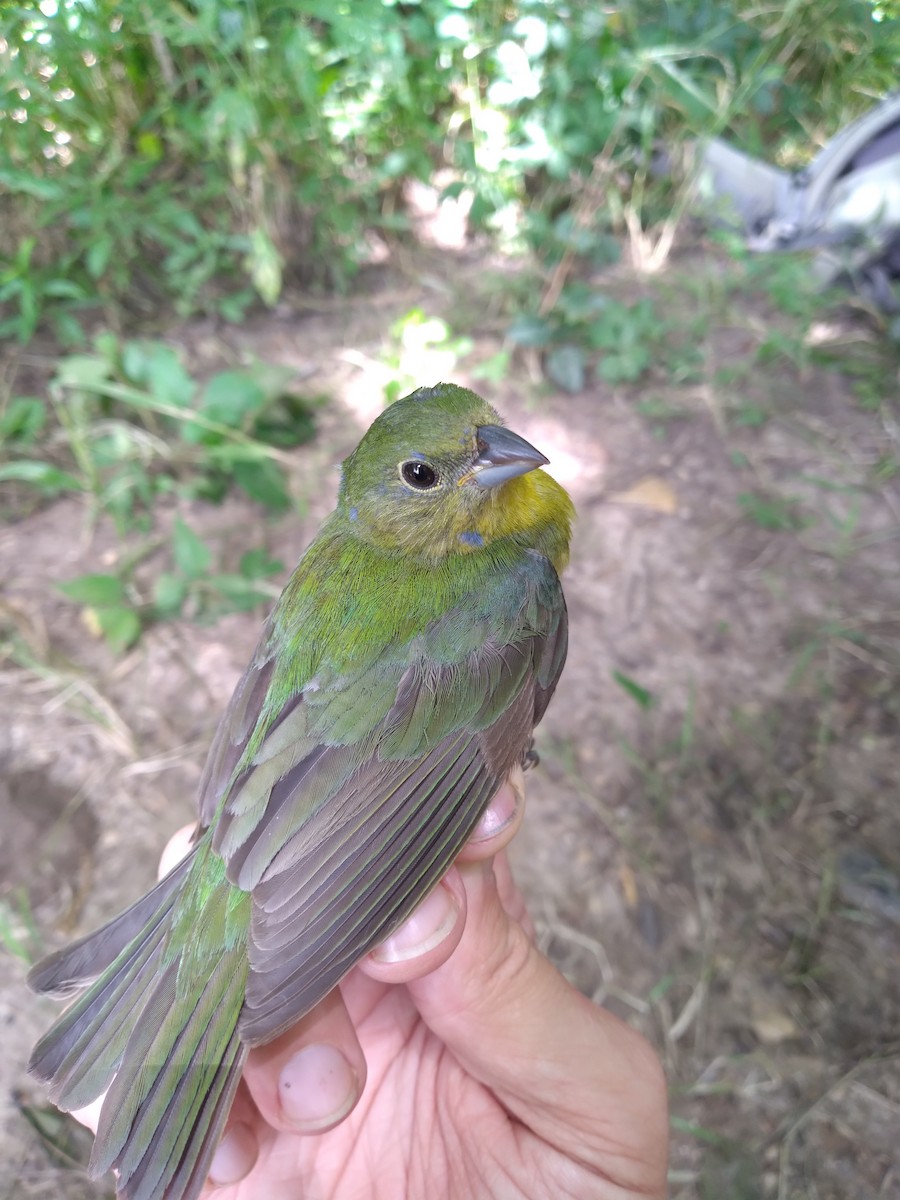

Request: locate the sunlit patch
(520, 418), (606, 493)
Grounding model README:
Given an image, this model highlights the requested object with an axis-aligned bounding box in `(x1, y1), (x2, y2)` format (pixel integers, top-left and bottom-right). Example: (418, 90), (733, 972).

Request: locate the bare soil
(2, 247), (899, 1199)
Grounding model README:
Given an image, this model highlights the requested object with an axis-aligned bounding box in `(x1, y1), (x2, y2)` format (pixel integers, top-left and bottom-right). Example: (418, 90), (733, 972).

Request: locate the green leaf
(153, 572), (188, 616)
(58, 574), (125, 607)
(612, 670), (654, 709)
(199, 371), (267, 429)
(172, 519), (212, 579)
(0, 461), (82, 494)
(43, 279), (86, 300)
(247, 228), (283, 307)
(0, 170), (65, 201)
(209, 574), (270, 611)
(54, 312), (87, 348)
(469, 350), (511, 385)
(545, 344), (585, 393)
(54, 354), (114, 390)
(737, 493), (810, 531)
(86, 236), (113, 280)
(233, 460), (290, 511)
(239, 548), (284, 579)
(121, 342), (196, 408)
(96, 606), (142, 653)
(508, 315), (552, 347)
(0, 398), (47, 445)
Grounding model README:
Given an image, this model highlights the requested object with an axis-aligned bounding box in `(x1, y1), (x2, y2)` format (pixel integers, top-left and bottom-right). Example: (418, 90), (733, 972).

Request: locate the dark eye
(400, 460), (438, 489)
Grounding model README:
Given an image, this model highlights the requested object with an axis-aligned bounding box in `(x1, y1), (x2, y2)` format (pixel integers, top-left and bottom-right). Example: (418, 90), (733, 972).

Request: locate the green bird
(28, 383), (574, 1200)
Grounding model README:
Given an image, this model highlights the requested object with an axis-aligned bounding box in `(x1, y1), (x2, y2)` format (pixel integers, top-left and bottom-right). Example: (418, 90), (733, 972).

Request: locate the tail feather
(165, 1048), (245, 1200)
(29, 906), (173, 1111)
(27, 850), (197, 997)
(113, 1008), (247, 1200)
(28, 845), (251, 1200)
(93, 950), (246, 1179)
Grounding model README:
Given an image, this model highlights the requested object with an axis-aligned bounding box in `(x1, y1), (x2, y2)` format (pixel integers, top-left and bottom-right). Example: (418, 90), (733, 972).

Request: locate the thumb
(406, 857), (668, 1199)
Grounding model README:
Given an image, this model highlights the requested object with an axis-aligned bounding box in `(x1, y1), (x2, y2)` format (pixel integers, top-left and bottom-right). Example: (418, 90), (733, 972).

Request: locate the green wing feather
(28, 541), (567, 1200)
(206, 546), (568, 1044)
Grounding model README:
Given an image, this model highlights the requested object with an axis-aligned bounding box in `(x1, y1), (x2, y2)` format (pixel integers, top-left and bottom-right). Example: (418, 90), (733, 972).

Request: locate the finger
(157, 824), (197, 879)
(490, 850), (535, 940)
(71, 1093), (104, 1133)
(204, 1083), (259, 1189)
(456, 771), (525, 863)
(242, 985), (365, 1135)
(356, 866), (467, 984)
(357, 773), (523, 984)
(406, 859), (669, 1198)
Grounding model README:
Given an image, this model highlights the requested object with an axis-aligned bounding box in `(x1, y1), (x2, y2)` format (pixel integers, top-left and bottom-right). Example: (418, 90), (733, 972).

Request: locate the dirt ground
(1, 244), (899, 1199)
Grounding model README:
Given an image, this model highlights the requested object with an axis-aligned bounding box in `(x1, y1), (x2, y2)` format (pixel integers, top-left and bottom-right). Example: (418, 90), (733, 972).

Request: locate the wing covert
(198, 550), (567, 1044)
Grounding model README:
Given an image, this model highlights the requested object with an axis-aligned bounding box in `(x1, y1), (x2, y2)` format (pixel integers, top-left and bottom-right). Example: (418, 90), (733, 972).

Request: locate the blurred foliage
(0, 334), (318, 527)
(0, 0), (897, 650)
(0, 335), (317, 646)
(1, 0), (897, 338)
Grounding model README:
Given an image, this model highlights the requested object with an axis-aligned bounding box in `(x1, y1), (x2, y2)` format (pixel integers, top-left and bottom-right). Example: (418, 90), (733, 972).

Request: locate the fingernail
(278, 1044), (358, 1131)
(371, 883), (459, 963)
(208, 1122), (256, 1185)
(470, 785), (519, 843)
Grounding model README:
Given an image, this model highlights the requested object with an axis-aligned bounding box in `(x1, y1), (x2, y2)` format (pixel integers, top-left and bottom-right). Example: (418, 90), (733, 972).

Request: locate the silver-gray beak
(471, 424), (549, 489)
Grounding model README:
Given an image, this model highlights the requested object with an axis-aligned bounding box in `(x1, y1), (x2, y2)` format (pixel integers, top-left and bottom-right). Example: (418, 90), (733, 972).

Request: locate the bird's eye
(400, 460), (439, 490)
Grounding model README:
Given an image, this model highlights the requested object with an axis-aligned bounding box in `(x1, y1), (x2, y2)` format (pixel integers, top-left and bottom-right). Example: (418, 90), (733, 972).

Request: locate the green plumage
(28, 383), (574, 1200)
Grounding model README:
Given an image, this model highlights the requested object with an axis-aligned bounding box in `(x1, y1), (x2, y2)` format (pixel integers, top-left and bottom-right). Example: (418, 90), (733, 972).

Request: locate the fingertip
(458, 771), (525, 862)
(207, 1121), (257, 1186)
(243, 988), (366, 1135)
(157, 824), (198, 880)
(277, 1044), (361, 1133)
(71, 1093), (105, 1134)
(359, 870), (466, 983)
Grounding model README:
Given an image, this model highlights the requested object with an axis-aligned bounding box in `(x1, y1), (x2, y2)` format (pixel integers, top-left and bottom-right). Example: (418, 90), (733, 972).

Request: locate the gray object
(693, 92), (900, 310)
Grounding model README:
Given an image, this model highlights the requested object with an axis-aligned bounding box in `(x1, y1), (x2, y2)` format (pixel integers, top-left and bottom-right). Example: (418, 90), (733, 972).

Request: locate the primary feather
(28, 383), (574, 1200)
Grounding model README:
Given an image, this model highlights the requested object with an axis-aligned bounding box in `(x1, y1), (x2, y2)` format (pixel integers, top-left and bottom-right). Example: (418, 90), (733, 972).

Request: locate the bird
(27, 382), (574, 1200)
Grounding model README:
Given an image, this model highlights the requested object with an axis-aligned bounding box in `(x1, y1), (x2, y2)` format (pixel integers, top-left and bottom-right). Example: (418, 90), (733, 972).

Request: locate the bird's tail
(28, 844), (250, 1200)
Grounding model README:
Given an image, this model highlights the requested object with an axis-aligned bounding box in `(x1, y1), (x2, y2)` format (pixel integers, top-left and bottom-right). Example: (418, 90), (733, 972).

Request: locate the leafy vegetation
(1, 336), (316, 647)
(1, 336), (317, 524)
(2, 0), (897, 336)
(1, 0), (898, 651)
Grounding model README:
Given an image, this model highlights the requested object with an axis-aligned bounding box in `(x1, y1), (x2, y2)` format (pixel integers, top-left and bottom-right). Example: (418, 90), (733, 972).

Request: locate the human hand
(76, 772), (668, 1199)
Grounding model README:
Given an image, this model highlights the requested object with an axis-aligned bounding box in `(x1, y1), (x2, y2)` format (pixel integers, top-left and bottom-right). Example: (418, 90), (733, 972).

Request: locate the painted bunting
(28, 383), (574, 1200)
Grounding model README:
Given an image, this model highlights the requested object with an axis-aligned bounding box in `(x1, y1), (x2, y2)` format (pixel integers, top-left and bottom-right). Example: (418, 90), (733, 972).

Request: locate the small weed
(509, 287), (663, 393)
(0, 332), (317, 651)
(635, 396), (693, 435)
(0, 890), (41, 966)
(57, 572), (143, 654)
(613, 670), (655, 709)
(869, 456), (900, 485)
(733, 403), (769, 428)
(1, 335), (320, 530)
(58, 519), (285, 653)
(737, 492), (811, 532)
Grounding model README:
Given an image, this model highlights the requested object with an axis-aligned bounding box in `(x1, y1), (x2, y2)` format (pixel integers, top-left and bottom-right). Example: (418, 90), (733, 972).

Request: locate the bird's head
(338, 384), (572, 567)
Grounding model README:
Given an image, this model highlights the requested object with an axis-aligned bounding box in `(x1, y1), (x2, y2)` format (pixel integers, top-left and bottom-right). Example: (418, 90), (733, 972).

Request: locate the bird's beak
(465, 424), (549, 489)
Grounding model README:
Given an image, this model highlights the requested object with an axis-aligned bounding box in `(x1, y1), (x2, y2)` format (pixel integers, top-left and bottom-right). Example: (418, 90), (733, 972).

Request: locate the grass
(0, 891), (41, 966)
